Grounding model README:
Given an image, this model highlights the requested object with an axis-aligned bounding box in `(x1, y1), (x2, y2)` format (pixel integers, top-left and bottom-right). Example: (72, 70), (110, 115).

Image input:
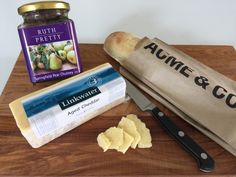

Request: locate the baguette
(104, 32), (140, 63)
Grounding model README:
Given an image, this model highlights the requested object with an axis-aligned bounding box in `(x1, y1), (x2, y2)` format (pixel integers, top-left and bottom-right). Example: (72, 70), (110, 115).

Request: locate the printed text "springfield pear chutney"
(18, 1), (82, 83)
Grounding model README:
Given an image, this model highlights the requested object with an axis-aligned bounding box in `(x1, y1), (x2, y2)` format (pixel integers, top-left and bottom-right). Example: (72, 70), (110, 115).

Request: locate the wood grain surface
(1, 44), (236, 176)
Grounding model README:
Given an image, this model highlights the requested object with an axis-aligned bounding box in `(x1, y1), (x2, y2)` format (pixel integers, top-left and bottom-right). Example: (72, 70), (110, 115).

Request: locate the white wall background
(0, 0), (236, 95)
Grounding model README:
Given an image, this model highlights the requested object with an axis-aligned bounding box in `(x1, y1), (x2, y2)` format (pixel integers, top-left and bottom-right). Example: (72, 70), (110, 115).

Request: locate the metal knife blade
(125, 78), (214, 172)
(126, 78), (155, 111)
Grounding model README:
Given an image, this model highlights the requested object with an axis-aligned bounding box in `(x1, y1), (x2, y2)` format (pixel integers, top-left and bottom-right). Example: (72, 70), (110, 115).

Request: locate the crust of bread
(104, 32), (140, 63)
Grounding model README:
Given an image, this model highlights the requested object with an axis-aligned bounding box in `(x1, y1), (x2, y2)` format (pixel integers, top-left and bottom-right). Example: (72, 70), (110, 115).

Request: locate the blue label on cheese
(23, 67), (120, 117)
(59, 87), (101, 110)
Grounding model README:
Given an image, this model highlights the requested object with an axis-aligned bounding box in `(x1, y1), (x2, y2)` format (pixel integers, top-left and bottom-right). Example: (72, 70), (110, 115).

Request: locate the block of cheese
(126, 114), (152, 148)
(117, 131), (134, 154)
(9, 63), (126, 148)
(118, 117), (141, 149)
(104, 127), (123, 149)
(97, 133), (111, 152)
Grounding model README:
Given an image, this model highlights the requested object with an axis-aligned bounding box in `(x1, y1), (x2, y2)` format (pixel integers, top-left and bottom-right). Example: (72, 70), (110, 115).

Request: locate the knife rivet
(158, 112), (164, 117)
(200, 153), (208, 159)
(178, 131), (185, 137)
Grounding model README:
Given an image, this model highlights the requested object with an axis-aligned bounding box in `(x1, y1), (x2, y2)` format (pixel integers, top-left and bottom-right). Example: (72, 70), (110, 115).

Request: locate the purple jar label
(18, 21), (82, 83)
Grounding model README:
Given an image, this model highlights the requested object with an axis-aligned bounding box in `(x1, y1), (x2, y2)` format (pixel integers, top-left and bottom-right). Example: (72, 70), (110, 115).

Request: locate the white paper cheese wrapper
(9, 63), (126, 148)
(120, 37), (236, 156)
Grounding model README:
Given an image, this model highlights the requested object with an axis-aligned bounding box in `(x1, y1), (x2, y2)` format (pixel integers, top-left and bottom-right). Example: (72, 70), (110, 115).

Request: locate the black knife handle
(151, 107), (214, 172)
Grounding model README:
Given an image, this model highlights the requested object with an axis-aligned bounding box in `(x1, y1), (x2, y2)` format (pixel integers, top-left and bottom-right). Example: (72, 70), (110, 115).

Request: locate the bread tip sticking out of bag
(104, 32), (140, 63)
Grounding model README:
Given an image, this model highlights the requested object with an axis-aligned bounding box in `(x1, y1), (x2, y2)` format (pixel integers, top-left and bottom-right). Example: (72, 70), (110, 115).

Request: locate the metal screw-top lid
(18, 1), (70, 15)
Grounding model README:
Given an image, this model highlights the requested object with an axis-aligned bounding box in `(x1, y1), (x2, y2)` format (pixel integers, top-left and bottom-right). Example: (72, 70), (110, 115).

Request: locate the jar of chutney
(18, 1), (82, 83)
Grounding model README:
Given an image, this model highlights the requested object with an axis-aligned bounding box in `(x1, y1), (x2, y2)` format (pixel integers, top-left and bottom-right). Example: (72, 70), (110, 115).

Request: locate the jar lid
(18, 1), (70, 14)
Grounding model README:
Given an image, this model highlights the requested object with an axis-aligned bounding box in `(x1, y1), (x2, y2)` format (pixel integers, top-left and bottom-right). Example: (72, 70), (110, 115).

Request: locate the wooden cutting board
(1, 44), (236, 176)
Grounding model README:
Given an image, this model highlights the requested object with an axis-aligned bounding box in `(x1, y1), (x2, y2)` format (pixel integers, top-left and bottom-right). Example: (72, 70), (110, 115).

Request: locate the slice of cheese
(118, 117), (141, 149)
(104, 127), (123, 149)
(126, 114), (152, 148)
(9, 63), (126, 148)
(117, 131), (134, 154)
(97, 132), (111, 152)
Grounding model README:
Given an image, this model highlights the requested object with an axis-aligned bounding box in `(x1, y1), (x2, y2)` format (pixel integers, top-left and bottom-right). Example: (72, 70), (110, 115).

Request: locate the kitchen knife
(125, 78), (214, 172)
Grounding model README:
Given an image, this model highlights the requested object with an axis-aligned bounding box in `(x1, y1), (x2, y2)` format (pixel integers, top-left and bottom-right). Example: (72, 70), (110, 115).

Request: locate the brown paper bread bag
(104, 32), (236, 156)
